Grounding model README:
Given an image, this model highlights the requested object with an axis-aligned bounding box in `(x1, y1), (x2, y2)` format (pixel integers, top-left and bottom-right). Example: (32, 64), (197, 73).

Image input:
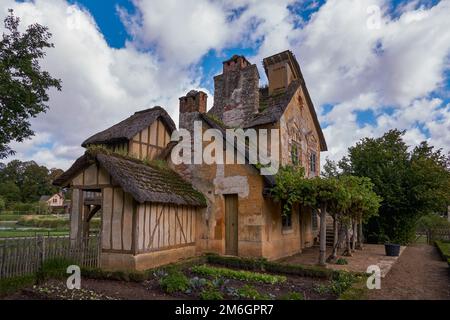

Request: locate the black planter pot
(384, 243), (401, 256)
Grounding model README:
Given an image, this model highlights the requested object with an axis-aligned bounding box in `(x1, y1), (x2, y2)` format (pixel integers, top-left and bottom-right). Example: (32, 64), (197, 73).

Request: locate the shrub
(159, 269), (189, 293)
(279, 291), (304, 300)
(237, 285), (269, 300)
(435, 241), (450, 260)
(199, 287), (223, 300)
(0, 274), (36, 296)
(17, 215), (69, 229)
(191, 265), (286, 284)
(38, 258), (76, 281)
(315, 271), (356, 296)
(336, 258), (348, 265)
(206, 254), (338, 279)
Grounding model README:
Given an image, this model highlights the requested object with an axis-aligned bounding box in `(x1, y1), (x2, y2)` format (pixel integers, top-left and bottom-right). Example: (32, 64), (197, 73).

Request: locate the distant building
(39, 193), (68, 213)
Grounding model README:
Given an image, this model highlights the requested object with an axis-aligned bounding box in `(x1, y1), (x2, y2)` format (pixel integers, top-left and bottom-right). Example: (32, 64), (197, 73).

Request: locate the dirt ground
(367, 245), (450, 300)
(3, 268), (335, 300)
(278, 244), (403, 275)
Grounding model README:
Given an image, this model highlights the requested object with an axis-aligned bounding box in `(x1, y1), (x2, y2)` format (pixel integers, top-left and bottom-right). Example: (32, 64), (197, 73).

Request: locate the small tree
(272, 167), (350, 265)
(0, 9), (62, 158)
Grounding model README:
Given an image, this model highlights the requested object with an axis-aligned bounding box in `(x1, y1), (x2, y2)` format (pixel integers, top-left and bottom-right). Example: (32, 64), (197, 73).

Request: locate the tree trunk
(356, 217), (363, 250)
(319, 204), (327, 266)
(343, 224), (353, 256)
(352, 219), (357, 252)
(329, 216), (338, 260)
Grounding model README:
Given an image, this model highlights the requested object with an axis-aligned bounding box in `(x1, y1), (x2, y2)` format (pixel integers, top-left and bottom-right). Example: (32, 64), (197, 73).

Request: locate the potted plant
(381, 235), (401, 257)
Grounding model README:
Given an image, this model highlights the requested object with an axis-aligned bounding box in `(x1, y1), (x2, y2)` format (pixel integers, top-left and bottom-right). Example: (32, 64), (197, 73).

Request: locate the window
(291, 142), (301, 166)
(281, 201), (293, 230)
(282, 214), (292, 229)
(291, 144), (299, 165)
(309, 151), (317, 175)
(53, 198), (57, 203)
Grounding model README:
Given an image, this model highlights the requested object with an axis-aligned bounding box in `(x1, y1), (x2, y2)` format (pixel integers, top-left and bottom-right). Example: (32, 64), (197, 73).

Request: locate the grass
(0, 214), (22, 221)
(0, 229), (69, 238)
(191, 264), (286, 284)
(435, 241), (450, 260)
(338, 275), (369, 300)
(206, 253), (341, 279)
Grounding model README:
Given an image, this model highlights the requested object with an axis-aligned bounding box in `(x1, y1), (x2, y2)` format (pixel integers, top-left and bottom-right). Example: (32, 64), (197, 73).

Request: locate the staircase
(326, 225), (334, 247)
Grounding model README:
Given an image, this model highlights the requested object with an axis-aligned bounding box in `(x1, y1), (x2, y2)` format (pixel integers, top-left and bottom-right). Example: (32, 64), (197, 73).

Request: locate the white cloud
(1, 0), (449, 171)
(0, 0), (209, 169)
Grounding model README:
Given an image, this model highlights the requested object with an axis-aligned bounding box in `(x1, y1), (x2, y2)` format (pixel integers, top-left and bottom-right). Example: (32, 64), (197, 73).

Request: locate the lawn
(0, 229), (69, 238)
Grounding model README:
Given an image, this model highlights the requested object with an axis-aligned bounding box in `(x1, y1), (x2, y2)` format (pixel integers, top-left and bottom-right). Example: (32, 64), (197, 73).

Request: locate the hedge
(205, 253), (344, 280)
(435, 241), (450, 261)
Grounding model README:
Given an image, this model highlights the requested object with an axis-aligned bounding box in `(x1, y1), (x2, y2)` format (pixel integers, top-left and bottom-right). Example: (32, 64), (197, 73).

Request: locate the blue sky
(2, 0), (449, 169)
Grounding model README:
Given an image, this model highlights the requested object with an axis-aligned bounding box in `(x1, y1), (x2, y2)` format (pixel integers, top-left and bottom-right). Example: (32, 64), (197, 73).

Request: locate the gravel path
(367, 245), (450, 300)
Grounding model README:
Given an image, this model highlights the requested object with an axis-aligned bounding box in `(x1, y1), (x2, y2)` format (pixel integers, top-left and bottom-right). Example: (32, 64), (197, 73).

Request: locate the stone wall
(211, 63), (260, 128)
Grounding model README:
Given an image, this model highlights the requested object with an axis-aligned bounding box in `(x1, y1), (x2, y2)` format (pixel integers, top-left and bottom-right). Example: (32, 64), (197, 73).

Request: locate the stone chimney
(179, 90), (207, 132)
(263, 50), (300, 95)
(211, 55), (259, 128)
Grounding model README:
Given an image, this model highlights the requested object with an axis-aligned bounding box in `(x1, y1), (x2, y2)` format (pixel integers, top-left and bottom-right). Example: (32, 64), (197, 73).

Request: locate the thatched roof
(81, 106), (176, 147)
(53, 149), (206, 207)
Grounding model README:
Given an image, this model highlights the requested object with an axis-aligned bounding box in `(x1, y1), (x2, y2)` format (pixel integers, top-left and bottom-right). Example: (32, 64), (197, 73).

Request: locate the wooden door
(225, 194), (238, 256)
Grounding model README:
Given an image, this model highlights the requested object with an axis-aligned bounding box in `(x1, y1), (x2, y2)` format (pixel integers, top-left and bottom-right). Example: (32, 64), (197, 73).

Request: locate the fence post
(0, 242), (4, 279)
(36, 235), (44, 278)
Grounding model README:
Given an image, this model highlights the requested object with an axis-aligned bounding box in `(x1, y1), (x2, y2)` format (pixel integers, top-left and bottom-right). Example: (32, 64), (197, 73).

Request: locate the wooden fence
(417, 228), (450, 244)
(0, 234), (100, 279)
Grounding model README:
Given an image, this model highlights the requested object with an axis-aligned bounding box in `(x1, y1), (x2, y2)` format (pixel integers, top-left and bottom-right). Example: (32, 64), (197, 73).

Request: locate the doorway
(225, 194), (238, 256)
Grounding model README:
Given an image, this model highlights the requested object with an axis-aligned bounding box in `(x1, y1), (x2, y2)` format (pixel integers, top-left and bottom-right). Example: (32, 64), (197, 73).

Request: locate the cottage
(54, 50), (327, 271)
(39, 193), (68, 213)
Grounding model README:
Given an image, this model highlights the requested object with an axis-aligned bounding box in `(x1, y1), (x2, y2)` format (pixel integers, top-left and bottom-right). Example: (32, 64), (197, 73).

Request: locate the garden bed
(1, 256), (359, 300)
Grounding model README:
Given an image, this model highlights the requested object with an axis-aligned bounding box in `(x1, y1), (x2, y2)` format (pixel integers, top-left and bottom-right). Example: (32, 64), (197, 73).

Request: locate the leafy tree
(321, 158), (340, 178)
(0, 159), (60, 204)
(272, 166), (351, 265)
(0, 180), (21, 204)
(0, 195), (5, 211)
(0, 9), (62, 158)
(339, 130), (450, 244)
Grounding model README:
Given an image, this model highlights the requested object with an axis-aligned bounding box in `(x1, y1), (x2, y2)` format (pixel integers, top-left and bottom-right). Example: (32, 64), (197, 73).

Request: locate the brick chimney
(210, 55), (259, 128)
(179, 90), (207, 131)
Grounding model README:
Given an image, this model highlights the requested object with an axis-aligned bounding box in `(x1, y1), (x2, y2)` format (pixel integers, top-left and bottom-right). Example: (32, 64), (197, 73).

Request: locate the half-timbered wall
(129, 119), (171, 160)
(101, 187), (134, 252)
(136, 203), (196, 253)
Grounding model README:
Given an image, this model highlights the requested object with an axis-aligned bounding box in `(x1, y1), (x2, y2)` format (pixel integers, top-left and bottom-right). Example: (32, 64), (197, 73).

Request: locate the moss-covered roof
(53, 148), (206, 207)
(81, 106), (176, 147)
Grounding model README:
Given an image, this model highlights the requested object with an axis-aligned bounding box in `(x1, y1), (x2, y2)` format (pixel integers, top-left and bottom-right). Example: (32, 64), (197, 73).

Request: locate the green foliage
(435, 241), (450, 260)
(237, 285), (269, 300)
(206, 254), (337, 279)
(0, 195), (5, 211)
(417, 214), (450, 231)
(339, 130), (450, 244)
(0, 159), (62, 205)
(17, 215), (69, 229)
(279, 291), (304, 300)
(199, 287), (224, 300)
(335, 258), (348, 265)
(159, 268), (190, 293)
(0, 10), (62, 158)
(191, 264), (286, 284)
(315, 272), (356, 296)
(0, 274), (35, 296)
(38, 258), (76, 281)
